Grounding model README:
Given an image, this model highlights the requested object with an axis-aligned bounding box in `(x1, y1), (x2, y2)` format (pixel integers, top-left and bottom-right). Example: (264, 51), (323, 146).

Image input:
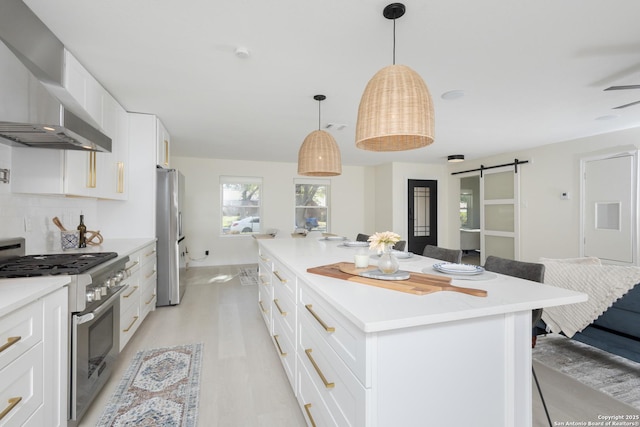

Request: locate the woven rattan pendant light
(298, 95), (342, 176)
(355, 3), (435, 152)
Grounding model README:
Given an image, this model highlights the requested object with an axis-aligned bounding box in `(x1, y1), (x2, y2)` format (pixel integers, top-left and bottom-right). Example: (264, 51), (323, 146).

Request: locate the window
(221, 176), (262, 235)
(295, 179), (330, 232)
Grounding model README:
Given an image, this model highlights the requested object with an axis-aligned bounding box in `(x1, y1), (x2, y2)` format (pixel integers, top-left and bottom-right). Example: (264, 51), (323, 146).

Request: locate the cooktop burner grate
(0, 252), (118, 278)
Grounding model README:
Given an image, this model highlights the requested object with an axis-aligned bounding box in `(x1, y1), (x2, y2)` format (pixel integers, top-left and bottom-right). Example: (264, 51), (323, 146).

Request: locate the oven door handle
(75, 285), (129, 325)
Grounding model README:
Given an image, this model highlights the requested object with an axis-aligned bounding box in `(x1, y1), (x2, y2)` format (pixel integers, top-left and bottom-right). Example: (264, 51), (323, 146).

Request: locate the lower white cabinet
(119, 242), (157, 351)
(0, 286), (67, 427)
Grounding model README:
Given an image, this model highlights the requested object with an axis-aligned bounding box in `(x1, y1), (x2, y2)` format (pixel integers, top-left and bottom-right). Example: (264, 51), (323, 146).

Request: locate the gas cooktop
(0, 252), (118, 278)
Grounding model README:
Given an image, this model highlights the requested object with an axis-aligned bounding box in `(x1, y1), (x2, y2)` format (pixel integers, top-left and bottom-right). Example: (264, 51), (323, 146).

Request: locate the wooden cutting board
(307, 263), (487, 297)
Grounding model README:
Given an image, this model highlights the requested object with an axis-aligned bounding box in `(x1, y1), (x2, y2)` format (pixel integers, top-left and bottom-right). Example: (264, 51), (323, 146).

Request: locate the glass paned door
(408, 179), (438, 254)
(481, 168), (520, 264)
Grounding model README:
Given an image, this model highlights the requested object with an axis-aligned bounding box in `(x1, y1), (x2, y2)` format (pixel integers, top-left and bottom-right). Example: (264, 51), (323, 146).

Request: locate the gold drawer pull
(259, 300), (267, 313)
(259, 275), (269, 285)
(145, 249), (156, 257)
(273, 271), (287, 283)
(145, 294), (156, 305)
(305, 348), (334, 389)
(124, 261), (139, 273)
(0, 397), (22, 421)
(259, 255), (270, 262)
(123, 286), (139, 298)
(123, 316), (139, 333)
(303, 403), (317, 427)
(273, 334), (287, 356)
(273, 299), (287, 316)
(305, 304), (335, 332)
(145, 270), (156, 279)
(0, 336), (21, 354)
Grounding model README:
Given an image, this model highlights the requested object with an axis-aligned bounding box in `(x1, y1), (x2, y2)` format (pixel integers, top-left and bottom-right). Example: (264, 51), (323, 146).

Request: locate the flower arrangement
(367, 231), (401, 252)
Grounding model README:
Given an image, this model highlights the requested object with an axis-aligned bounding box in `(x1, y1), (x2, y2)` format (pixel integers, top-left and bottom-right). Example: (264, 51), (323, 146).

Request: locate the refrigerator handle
(178, 211), (183, 237)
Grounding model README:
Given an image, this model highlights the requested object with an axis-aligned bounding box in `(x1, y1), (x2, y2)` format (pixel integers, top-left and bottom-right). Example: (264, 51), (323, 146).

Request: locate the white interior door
(480, 167), (520, 264)
(582, 153), (637, 264)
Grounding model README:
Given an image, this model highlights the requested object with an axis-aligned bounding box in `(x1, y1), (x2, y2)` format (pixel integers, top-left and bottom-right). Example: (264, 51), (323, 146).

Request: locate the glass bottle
(77, 215), (87, 248)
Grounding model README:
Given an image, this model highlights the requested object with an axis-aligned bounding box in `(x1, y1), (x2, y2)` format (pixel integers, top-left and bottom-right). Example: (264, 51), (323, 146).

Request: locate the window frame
(220, 176), (263, 236)
(294, 178), (331, 233)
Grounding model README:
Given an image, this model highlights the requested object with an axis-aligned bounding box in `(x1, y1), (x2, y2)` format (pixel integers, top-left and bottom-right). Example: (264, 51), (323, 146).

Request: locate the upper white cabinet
(156, 119), (170, 168)
(10, 52), (129, 200)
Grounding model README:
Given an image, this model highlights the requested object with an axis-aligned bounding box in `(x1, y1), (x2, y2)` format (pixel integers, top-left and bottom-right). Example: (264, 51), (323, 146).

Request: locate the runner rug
(96, 343), (203, 427)
(238, 265), (259, 286)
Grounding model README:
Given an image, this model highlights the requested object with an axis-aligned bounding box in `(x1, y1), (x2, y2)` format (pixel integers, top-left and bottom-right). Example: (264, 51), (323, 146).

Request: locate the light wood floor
(80, 265), (639, 426)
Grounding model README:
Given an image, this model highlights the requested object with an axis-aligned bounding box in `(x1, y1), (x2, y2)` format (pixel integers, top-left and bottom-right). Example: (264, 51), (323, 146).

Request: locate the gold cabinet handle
(259, 255), (270, 262)
(0, 336), (21, 354)
(117, 161), (125, 193)
(145, 269), (156, 279)
(303, 403), (317, 427)
(145, 294), (156, 305)
(273, 271), (287, 283)
(305, 304), (335, 332)
(273, 334), (287, 356)
(87, 152), (97, 188)
(258, 300), (267, 313)
(124, 260), (139, 273)
(164, 139), (169, 166)
(305, 348), (334, 389)
(273, 299), (287, 316)
(145, 249), (157, 258)
(123, 286), (138, 298)
(123, 316), (139, 333)
(0, 397), (22, 421)
(259, 275), (269, 285)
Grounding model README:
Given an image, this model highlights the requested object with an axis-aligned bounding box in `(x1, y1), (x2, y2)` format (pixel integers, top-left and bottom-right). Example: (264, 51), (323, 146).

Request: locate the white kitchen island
(256, 237), (587, 427)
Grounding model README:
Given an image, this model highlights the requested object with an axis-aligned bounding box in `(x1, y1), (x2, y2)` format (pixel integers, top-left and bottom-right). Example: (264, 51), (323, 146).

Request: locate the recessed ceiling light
(441, 90), (465, 100)
(447, 154), (465, 162)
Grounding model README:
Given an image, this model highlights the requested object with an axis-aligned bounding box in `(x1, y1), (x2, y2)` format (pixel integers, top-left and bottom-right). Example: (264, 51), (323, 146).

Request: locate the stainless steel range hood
(0, 0), (111, 152)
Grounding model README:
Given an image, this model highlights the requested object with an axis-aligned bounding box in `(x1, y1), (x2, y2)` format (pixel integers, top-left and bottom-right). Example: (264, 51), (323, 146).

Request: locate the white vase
(378, 245), (399, 274)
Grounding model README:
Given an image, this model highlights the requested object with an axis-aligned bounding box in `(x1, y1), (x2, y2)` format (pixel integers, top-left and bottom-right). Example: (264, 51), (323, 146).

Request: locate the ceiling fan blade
(604, 85), (640, 91)
(613, 100), (640, 109)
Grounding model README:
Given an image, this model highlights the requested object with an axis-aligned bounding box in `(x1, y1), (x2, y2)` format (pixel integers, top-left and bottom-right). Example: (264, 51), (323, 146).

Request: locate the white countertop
(259, 238), (588, 333)
(0, 276), (71, 317)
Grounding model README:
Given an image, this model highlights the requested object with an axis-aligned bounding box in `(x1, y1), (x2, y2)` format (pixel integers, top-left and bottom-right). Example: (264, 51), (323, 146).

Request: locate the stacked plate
(342, 241), (370, 247)
(432, 263), (484, 275)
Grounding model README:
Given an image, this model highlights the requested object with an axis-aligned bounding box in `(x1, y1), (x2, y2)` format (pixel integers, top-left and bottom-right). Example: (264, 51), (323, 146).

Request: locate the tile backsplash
(0, 192), (97, 254)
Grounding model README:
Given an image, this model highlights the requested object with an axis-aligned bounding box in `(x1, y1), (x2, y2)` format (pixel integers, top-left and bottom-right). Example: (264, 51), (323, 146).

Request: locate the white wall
(0, 144), (98, 254)
(446, 127), (640, 263)
(170, 156), (372, 267)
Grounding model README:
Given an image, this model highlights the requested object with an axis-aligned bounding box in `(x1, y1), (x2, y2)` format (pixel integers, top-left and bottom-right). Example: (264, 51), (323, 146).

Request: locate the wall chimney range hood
(0, 0), (112, 152)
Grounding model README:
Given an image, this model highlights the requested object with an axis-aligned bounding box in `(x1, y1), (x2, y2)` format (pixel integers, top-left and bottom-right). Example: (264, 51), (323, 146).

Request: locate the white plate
(432, 263), (485, 275)
(375, 251), (413, 259)
(324, 236), (346, 241)
(342, 241), (370, 247)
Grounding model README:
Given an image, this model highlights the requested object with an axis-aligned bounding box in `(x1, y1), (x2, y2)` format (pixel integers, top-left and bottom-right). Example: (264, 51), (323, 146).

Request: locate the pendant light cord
(392, 18), (396, 65)
(318, 100), (321, 131)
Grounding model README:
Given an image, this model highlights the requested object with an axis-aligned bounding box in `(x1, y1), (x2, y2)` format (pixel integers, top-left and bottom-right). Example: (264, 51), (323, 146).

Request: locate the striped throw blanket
(540, 257), (640, 337)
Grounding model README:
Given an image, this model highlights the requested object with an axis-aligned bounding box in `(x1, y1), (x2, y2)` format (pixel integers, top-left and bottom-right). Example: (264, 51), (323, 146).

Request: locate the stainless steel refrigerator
(156, 168), (186, 306)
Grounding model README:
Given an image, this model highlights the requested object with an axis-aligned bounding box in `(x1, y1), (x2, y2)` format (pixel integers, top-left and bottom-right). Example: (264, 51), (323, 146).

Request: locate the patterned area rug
(238, 265), (259, 286)
(533, 334), (640, 409)
(96, 343), (203, 427)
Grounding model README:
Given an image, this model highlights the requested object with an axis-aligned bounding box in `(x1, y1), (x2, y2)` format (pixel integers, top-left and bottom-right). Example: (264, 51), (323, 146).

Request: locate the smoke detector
(234, 47), (250, 59)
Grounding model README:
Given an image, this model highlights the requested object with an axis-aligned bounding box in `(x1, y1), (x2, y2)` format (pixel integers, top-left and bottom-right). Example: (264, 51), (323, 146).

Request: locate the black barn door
(408, 179), (438, 254)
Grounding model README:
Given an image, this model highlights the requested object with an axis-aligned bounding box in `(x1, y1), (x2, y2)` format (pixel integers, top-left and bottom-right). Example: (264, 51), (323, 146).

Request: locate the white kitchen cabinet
(156, 119), (170, 168)
(258, 249), (273, 331)
(10, 51), (128, 200)
(0, 286), (67, 427)
(119, 241), (157, 351)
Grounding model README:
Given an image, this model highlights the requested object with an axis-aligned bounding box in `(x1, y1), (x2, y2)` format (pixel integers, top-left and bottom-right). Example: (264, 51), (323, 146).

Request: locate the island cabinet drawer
(0, 299), (43, 369)
(0, 342), (44, 426)
(271, 260), (296, 302)
(119, 303), (140, 351)
(258, 288), (272, 332)
(273, 287), (295, 341)
(298, 283), (370, 386)
(258, 249), (273, 271)
(298, 355), (340, 427)
(272, 314), (296, 389)
(120, 282), (140, 314)
(298, 313), (368, 427)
